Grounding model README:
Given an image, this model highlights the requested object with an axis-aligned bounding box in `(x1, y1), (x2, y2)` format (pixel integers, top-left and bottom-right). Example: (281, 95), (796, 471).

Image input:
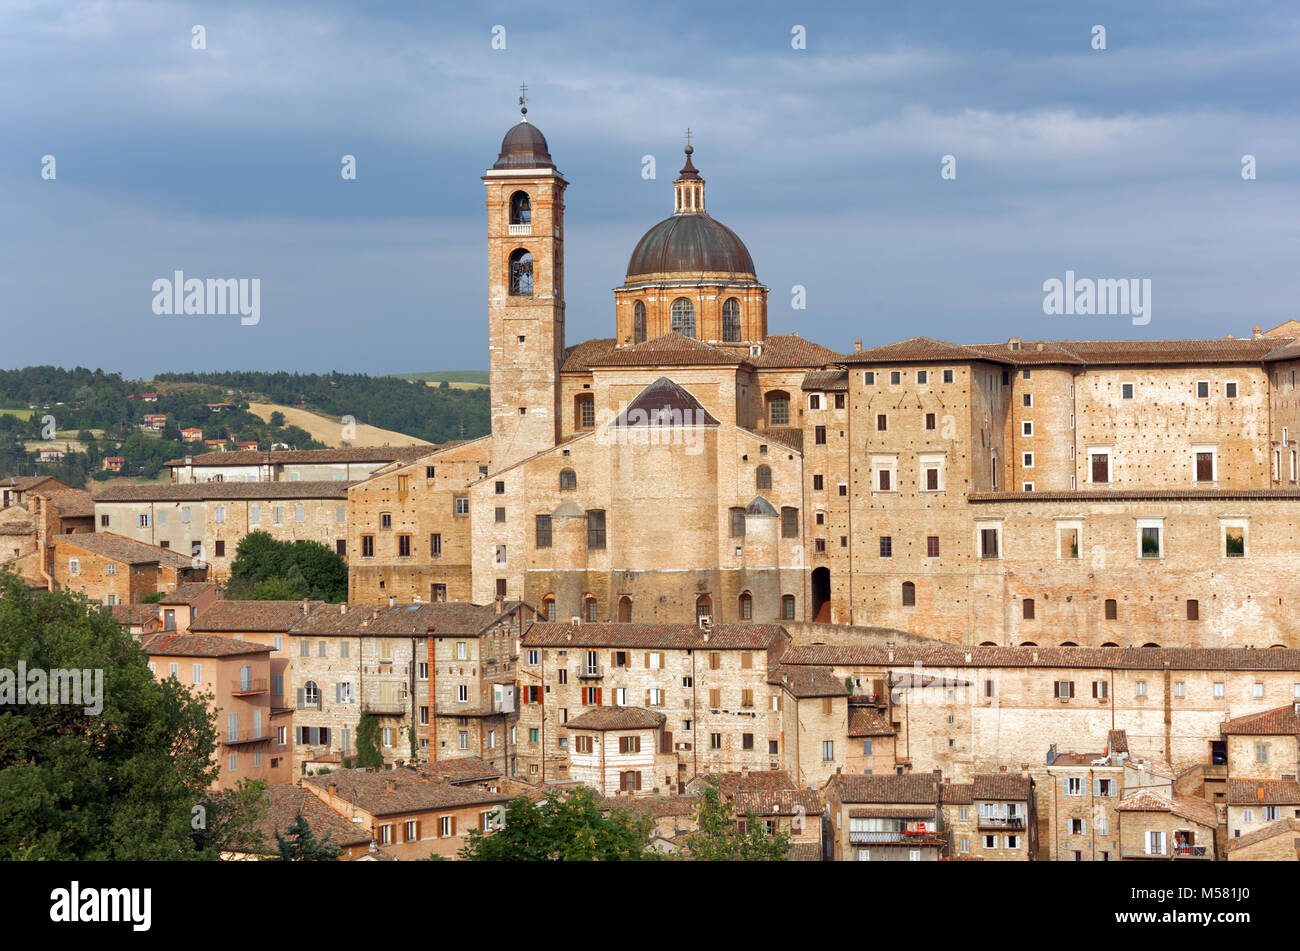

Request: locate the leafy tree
(141, 591), (164, 604)
(229, 531), (346, 602)
(275, 810), (341, 861)
(459, 786), (655, 861)
(354, 714), (384, 769)
(269, 411), (285, 427)
(193, 778), (271, 857)
(684, 776), (791, 861)
(0, 572), (219, 859)
(249, 577), (305, 601)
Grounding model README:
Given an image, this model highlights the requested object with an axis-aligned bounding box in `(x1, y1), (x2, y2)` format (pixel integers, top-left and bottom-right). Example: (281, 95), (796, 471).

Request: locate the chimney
(1253, 324), (1263, 338)
(386, 779), (397, 792)
(853, 339), (863, 353)
(328, 782), (337, 796)
(495, 598), (504, 613)
(339, 603), (346, 614)
(302, 597), (309, 616)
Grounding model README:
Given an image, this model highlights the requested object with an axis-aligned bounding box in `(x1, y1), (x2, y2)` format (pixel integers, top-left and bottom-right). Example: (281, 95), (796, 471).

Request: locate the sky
(2, 0), (1299, 378)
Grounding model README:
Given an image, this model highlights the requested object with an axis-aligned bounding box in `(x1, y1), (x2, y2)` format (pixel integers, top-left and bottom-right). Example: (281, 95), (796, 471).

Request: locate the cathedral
(346, 107), (1300, 650)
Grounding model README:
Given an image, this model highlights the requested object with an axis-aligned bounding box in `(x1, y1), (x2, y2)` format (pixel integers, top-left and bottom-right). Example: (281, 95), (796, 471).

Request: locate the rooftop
(95, 481), (355, 502)
(1117, 788), (1218, 827)
(565, 706), (666, 732)
(54, 532), (195, 569)
(781, 643), (1300, 672)
(302, 763), (511, 818)
(1221, 703), (1300, 736)
(189, 599), (323, 634)
(139, 631), (271, 658)
(523, 621), (788, 651)
(163, 446), (432, 468)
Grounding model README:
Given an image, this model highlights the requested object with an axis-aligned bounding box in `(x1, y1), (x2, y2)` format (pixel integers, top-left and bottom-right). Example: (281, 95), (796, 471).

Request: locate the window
(1139, 521), (1163, 559)
(1054, 680), (1075, 699)
(756, 465), (772, 490)
(822, 740), (834, 762)
(1092, 680), (1108, 699)
(397, 534), (411, 557)
(739, 592), (752, 620)
(1022, 452), (1033, 468)
(1065, 777), (1083, 796)
(137, 513), (150, 528)
(586, 510), (606, 549)
(879, 536), (892, 558)
(1121, 382), (1134, 400)
(863, 371), (875, 384)
(670, 297), (696, 338)
(508, 248), (533, 295)
(781, 507), (799, 538)
(1023, 393), (1034, 407)
(979, 526), (1000, 559)
(633, 300), (647, 344)
(943, 370), (953, 383)
(1213, 682), (1225, 698)
(1253, 682), (1264, 699)
(68, 558), (79, 575)
(1135, 680), (1147, 698)
(1022, 598), (1035, 619)
(1195, 450), (1215, 483)
(509, 190), (531, 226)
(578, 396), (595, 429)
(890, 371), (901, 385)
(559, 469), (577, 491)
(1021, 421), (1033, 437)
(1090, 450), (1110, 484)
(454, 496), (470, 515)
(876, 413), (887, 432)
(1196, 381), (1210, 399)
(926, 535), (940, 558)
(535, 514), (552, 548)
(1187, 599), (1199, 620)
(585, 596), (598, 622)
(768, 394), (789, 427)
(722, 298), (741, 342)
(916, 370), (928, 384)
(1105, 599), (1118, 620)
(901, 582), (915, 606)
(814, 425), (826, 445)
(729, 507), (746, 538)
(877, 468), (890, 491)
(1223, 522), (1246, 558)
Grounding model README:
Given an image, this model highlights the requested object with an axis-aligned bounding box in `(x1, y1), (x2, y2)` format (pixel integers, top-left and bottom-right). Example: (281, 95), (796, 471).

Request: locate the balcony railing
(976, 816), (1025, 831)
(362, 698), (409, 716)
(231, 678), (268, 696)
(222, 729), (272, 746)
(577, 664), (604, 679)
(1174, 845), (1210, 859)
(507, 223), (531, 236)
(849, 828), (939, 845)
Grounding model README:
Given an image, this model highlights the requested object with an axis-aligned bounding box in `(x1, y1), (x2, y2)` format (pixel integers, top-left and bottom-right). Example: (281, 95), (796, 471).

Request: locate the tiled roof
(971, 488), (1300, 502)
(55, 532), (194, 569)
(830, 772), (941, 805)
(780, 644), (1300, 672)
(750, 334), (843, 368)
(941, 784), (974, 805)
(714, 770), (797, 797)
(164, 446), (432, 468)
(189, 599), (322, 633)
(39, 489), (95, 517)
(732, 788), (824, 817)
(290, 601), (509, 637)
(1041, 337), (1278, 366)
(230, 784), (372, 854)
(751, 426), (803, 451)
(159, 582), (221, 605)
(95, 481), (354, 501)
(842, 336), (1004, 366)
(0, 475), (66, 492)
(973, 774), (1033, 802)
(423, 755), (501, 786)
(1223, 816), (1300, 854)
(609, 377), (719, 427)
(1226, 779), (1300, 805)
(801, 368), (849, 391)
(966, 341), (1084, 366)
(560, 338), (618, 372)
(1117, 789), (1217, 826)
(848, 707), (895, 737)
(586, 333), (750, 368)
(599, 794), (700, 819)
(770, 665), (849, 698)
(108, 603), (158, 627)
(565, 706), (666, 731)
(523, 621), (788, 651)
(139, 632), (271, 658)
(1221, 704), (1300, 736)
(301, 764), (512, 818)
(787, 842), (823, 861)
(1108, 729), (1130, 753)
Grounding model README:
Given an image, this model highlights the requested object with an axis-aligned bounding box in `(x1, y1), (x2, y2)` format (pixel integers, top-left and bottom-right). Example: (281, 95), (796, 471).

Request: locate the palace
(344, 106), (1300, 651)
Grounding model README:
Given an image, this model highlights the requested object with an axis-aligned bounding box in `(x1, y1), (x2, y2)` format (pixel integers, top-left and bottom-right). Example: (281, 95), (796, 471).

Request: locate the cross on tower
(519, 82), (528, 106)
(685, 127), (692, 148)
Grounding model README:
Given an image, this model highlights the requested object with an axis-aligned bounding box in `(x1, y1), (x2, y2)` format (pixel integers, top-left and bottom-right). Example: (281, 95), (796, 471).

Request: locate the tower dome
(493, 94), (555, 170)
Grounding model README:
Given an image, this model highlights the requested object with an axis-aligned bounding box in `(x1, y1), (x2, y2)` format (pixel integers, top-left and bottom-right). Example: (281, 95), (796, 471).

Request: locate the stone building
(14, 531), (206, 605)
(941, 773), (1036, 860)
(1115, 788), (1217, 859)
(166, 446), (431, 484)
(824, 772), (946, 861)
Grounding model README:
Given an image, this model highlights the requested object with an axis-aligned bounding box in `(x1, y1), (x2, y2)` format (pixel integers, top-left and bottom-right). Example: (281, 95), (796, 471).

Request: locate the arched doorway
(811, 567), (831, 622)
(618, 596), (632, 623)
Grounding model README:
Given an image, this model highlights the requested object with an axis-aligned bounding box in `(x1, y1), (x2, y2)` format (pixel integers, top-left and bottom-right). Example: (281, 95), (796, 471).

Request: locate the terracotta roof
(848, 707), (895, 737)
(139, 631), (271, 658)
(1108, 729), (1130, 753)
(301, 764), (511, 818)
(1224, 816), (1300, 854)
(973, 774), (1033, 802)
(0, 519), (32, 535)
(0, 475), (67, 492)
(561, 338), (618, 372)
(787, 842), (822, 861)
(95, 481), (354, 501)
(733, 788), (824, 817)
(1117, 789), (1217, 826)
(713, 770), (797, 796)
(1226, 778), (1300, 805)
(38, 489), (95, 517)
(842, 336), (1003, 366)
(230, 784), (372, 854)
(780, 643), (1300, 672)
(751, 426), (803, 451)
(565, 706), (666, 731)
(831, 772), (941, 805)
(770, 665), (849, 698)
(164, 446), (432, 468)
(600, 794), (700, 819)
(523, 621), (788, 651)
(586, 333), (749, 368)
(159, 581), (221, 605)
(1221, 704), (1300, 736)
(801, 368), (849, 391)
(848, 806), (939, 819)
(609, 377), (719, 427)
(290, 601), (511, 637)
(966, 341), (1085, 365)
(971, 488), (1300, 502)
(108, 603), (159, 627)
(422, 755), (501, 785)
(189, 599), (323, 634)
(54, 532), (194, 569)
(941, 784), (974, 805)
(751, 334), (842, 369)
(1039, 337), (1277, 366)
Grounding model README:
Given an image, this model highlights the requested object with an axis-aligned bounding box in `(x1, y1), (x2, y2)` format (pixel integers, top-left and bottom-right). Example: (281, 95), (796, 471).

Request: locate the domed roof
(625, 213), (755, 280)
(493, 120), (555, 170)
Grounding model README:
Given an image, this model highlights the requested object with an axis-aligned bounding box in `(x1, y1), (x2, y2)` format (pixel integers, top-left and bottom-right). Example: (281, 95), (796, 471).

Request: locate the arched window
(722, 298), (741, 342)
(696, 595), (712, 621)
(901, 582), (915, 606)
(584, 596), (598, 622)
(1019, 641), (1038, 647)
(618, 596), (632, 623)
(781, 595), (795, 620)
(1141, 642), (1160, 648)
(755, 465), (772, 490)
(540, 596), (554, 622)
(671, 298), (695, 338)
(508, 248), (533, 296)
(1059, 641), (1078, 647)
(559, 469), (577, 491)
(739, 591), (753, 620)
(766, 391), (790, 427)
(509, 191), (531, 226)
(1100, 642), (1119, 648)
(979, 641), (997, 647)
(633, 300), (647, 344)
(303, 681), (319, 708)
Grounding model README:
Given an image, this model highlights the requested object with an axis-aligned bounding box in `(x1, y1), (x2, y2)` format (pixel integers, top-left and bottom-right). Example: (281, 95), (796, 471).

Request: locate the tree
(459, 786), (656, 861)
(274, 810), (341, 861)
(269, 411), (285, 427)
(0, 572), (219, 859)
(684, 776), (791, 861)
(228, 531), (346, 602)
(192, 778), (271, 857)
(353, 714), (384, 769)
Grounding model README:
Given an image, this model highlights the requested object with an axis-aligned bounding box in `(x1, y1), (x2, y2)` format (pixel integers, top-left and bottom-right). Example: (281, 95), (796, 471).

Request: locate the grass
(0, 407), (34, 420)
(388, 370), (489, 387)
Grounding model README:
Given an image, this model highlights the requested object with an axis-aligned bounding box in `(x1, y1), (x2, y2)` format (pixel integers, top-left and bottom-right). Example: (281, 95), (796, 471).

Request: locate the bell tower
(484, 91), (566, 469)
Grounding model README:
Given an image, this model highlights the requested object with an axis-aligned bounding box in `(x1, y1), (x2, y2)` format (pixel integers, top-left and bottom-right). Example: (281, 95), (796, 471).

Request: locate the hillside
(245, 402), (431, 448)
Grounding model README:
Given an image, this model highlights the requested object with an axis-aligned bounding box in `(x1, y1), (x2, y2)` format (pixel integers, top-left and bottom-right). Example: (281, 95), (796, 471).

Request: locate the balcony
(362, 698), (409, 716)
(1174, 845), (1211, 859)
(848, 693), (885, 708)
(231, 677), (268, 696)
(577, 664), (604, 680)
(507, 223), (531, 236)
(222, 729), (272, 746)
(849, 830), (944, 846)
(976, 816), (1025, 832)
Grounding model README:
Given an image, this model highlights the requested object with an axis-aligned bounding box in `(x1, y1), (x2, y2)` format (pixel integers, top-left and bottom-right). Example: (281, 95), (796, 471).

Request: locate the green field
(0, 407), (35, 420)
(388, 370), (489, 387)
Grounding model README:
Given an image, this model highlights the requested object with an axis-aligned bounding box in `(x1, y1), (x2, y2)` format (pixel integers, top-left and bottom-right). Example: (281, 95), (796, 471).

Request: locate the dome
(493, 120), (555, 170)
(625, 213), (755, 280)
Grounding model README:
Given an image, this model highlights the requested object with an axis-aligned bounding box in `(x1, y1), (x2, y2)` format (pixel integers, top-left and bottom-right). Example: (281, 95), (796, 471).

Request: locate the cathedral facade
(347, 112), (1300, 650)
